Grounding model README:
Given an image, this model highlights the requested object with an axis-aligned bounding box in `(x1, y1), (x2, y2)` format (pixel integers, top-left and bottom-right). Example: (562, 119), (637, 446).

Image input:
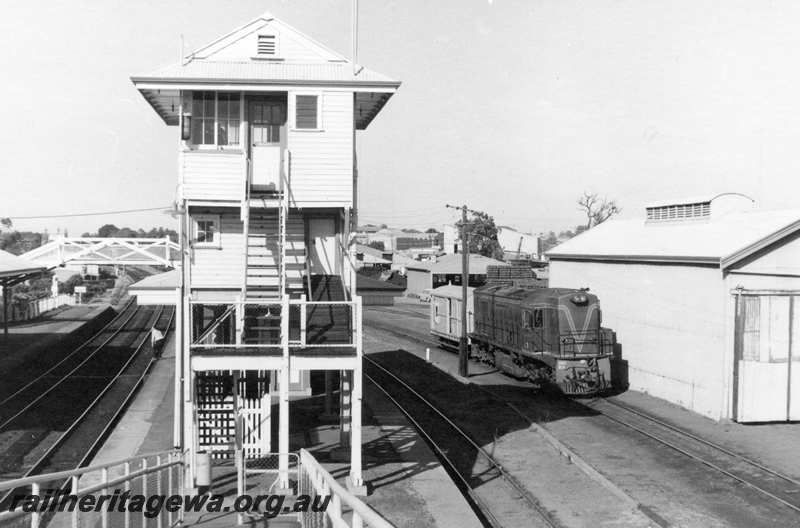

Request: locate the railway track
(364, 355), (562, 528)
(583, 397), (800, 515)
(364, 312), (800, 525)
(0, 302), (174, 509)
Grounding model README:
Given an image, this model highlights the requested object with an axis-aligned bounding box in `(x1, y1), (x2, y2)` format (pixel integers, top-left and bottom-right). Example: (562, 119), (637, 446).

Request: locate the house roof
(644, 192), (754, 208)
(131, 12), (400, 130)
(547, 209), (800, 268)
(129, 269), (180, 290)
(0, 250), (47, 281)
(407, 253), (505, 274)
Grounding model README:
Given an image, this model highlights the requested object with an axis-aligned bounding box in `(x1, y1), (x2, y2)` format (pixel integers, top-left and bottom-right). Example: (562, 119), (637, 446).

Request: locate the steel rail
(363, 373), (503, 528)
(0, 305), (168, 508)
(0, 303), (144, 431)
(601, 397), (800, 489)
(76, 306), (175, 469)
(364, 355), (562, 528)
(586, 398), (800, 515)
(0, 297), (137, 408)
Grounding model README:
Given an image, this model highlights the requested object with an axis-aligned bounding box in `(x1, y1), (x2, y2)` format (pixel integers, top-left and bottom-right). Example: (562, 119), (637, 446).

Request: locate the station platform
(0, 302), (114, 400)
(87, 333), (480, 528)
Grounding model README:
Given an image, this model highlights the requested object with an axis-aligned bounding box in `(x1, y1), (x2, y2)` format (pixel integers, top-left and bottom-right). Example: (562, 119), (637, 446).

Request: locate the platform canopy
(0, 249), (46, 283)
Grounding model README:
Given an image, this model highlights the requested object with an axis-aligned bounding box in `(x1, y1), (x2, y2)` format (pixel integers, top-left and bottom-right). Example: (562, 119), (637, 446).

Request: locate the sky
(1, 0), (800, 236)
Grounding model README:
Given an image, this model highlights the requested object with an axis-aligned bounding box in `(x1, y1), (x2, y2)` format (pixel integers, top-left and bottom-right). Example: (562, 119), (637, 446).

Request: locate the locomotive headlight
(570, 294), (588, 305)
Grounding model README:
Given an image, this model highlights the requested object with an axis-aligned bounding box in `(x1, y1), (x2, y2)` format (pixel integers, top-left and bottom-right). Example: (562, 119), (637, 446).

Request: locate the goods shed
(548, 193), (800, 422)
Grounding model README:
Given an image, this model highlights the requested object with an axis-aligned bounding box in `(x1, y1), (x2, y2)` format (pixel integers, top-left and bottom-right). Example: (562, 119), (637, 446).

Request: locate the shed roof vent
(646, 201), (710, 222)
(257, 35), (276, 56)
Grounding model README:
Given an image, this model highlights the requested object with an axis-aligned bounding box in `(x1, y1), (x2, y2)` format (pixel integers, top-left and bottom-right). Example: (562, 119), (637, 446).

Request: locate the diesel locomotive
(470, 284), (614, 395)
(430, 281), (614, 395)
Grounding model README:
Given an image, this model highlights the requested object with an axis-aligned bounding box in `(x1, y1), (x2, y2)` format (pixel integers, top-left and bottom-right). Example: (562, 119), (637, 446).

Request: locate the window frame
(192, 214), (222, 249)
(290, 92), (323, 132)
(186, 92), (244, 151)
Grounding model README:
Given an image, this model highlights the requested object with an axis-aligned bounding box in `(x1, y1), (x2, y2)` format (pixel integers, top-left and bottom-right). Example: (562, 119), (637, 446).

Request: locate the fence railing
(188, 297), (361, 351)
(0, 450), (183, 528)
(298, 449), (393, 528)
(0, 294), (76, 324)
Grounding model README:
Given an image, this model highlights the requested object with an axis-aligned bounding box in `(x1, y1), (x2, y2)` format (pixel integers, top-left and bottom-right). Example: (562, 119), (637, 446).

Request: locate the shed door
(735, 294), (800, 422)
(249, 100), (285, 190)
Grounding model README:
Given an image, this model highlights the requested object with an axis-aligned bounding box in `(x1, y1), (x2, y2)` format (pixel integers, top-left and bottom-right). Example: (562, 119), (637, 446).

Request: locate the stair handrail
(298, 449), (394, 528)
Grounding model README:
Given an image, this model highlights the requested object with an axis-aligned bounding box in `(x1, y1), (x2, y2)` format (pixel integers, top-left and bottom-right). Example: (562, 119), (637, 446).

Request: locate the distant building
(404, 253), (505, 297)
(354, 244), (392, 270)
(354, 227), (440, 252)
(548, 193), (800, 423)
(497, 226), (540, 260)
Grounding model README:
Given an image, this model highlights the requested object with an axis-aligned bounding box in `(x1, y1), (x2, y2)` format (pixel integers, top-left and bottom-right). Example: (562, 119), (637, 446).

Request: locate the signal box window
(189, 92), (241, 147)
(295, 94), (320, 129)
(193, 215), (221, 248)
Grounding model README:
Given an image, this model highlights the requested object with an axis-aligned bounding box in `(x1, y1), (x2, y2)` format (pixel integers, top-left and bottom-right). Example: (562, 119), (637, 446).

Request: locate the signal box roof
(131, 12), (400, 130)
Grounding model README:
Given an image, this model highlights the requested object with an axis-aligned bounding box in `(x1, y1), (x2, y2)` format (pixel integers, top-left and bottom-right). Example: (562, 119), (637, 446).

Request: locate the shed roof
(407, 254), (505, 274)
(356, 275), (405, 292)
(0, 250), (47, 281)
(547, 209), (800, 268)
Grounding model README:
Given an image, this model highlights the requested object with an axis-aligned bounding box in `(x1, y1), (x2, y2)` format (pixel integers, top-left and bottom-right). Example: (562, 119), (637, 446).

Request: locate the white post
(174, 287), (182, 449)
(278, 295), (290, 490)
(183, 293), (194, 489)
(31, 482), (40, 528)
(426, 347), (430, 362)
(300, 294), (307, 346)
(101, 467), (109, 528)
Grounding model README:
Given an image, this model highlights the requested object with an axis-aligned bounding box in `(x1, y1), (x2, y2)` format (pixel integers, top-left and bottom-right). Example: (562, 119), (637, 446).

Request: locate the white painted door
(308, 217), (337, 275)
(249, 100), (285, 190)
(735, 295), (800, 422)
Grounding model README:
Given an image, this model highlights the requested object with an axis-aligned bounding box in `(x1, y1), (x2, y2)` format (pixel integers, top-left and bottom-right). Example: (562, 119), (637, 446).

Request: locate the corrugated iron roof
(547, 209), (800, 268)
(132, 60), (399, 87)
(0, 250), (46, 280)
(129, 269), (179, 290)
(407, 254), (506, 274)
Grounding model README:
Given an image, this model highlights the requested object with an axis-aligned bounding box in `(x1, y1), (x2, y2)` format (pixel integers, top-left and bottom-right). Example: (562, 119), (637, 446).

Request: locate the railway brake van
(430, 285), (475, 349)
(470, 285), (614, 395)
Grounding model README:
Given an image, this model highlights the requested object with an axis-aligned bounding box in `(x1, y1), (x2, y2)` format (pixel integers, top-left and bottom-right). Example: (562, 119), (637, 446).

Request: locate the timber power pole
(446, 204), (471, 377)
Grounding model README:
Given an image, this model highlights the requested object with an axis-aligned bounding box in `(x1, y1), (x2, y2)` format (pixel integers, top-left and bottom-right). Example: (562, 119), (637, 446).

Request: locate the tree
(578, 192), (621, 228)
(367, 241), (385, 251)
(456, 210), (504, 259)
(1, 218), (11, 231)
(97, 224), (119, 238)
(425, 228), (439, 234)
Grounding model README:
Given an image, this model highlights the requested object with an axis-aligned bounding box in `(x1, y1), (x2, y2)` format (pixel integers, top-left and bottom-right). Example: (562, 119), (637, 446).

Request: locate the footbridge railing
(21, 237), (179, 268)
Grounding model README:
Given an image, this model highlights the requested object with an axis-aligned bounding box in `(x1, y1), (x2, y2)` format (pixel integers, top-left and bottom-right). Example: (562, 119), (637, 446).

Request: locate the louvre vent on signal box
(257, 35), (276, 56)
